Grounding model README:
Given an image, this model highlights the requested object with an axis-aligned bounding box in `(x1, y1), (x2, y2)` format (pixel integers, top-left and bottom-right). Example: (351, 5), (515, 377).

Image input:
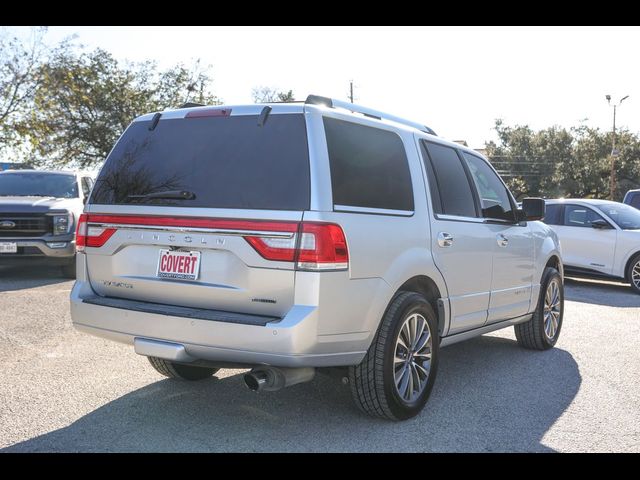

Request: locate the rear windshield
(90, 113), (310, 210)
(0, 172), (78, 198)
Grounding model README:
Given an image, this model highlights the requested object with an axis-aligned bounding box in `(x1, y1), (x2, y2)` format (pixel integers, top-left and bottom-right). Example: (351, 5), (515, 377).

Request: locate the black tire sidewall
(383, 296), (439, 420)
(171, 362), (218, 380)
(538, 268), (564, 348)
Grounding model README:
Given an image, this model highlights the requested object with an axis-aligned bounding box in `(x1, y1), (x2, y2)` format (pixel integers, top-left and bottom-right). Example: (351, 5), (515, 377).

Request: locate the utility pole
(349, 80), (354, 103)
(606, 94), (629, 200)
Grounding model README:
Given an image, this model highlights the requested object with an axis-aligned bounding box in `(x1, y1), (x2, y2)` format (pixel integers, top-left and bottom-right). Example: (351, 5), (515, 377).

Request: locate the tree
(0, 27), (48, 160)
(20, 49), (221, 168)
(484, 120), (640, 201)
(251, 86), (295, 103)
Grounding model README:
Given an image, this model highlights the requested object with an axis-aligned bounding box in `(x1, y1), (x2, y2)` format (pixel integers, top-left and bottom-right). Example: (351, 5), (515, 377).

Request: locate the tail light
(75, 214), (116, 251)
(246, 222), (349, 271)
(74, 214), (348, 271)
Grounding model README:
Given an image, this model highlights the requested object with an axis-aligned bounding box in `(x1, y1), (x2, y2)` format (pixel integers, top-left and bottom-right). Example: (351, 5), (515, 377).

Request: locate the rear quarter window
(323, 117), (414, 212)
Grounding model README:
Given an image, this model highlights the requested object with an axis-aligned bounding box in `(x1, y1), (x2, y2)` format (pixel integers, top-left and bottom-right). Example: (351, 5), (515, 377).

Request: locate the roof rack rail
(180, 102), (205, 108)
(305, 95), (437, 136)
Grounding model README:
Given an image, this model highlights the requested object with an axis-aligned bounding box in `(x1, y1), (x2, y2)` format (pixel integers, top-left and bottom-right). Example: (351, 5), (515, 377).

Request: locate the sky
(26, 26), (640, 148)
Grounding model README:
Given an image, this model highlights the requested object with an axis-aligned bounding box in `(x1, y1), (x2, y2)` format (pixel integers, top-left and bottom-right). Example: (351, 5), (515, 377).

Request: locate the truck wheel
(628, 253), (640, 294)
(61, 258), (76, 279)
(349, 291), (439, 421)
(147, 356), (218, 381)
(515, 267), (564, 350)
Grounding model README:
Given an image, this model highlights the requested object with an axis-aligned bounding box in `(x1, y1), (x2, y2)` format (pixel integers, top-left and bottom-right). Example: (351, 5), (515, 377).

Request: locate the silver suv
(71, 96), (564, 420)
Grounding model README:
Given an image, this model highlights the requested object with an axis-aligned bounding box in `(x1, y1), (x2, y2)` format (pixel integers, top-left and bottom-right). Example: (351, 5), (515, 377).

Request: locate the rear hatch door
(84, 108), (310, 318)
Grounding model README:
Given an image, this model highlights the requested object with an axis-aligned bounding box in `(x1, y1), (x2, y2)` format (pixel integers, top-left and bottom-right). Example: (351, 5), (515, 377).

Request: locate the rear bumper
(70, 254), (372, 367)
(71, 288), (366, 367)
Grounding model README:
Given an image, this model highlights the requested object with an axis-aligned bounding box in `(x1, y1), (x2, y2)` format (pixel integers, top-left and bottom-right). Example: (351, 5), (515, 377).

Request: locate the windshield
(0, 173), (79, 198)
(596, 202), (640, 230)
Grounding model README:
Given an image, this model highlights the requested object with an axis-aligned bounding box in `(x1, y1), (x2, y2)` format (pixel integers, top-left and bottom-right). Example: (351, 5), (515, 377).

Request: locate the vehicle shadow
(0, 265), (70, 292)
(564, 277), (640, 308)
(2, 335), (580, 452)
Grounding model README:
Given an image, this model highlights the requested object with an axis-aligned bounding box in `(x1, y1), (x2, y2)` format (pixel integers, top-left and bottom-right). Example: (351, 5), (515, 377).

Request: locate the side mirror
(519, 198), (546, 221)
(591, 219), (611, 229)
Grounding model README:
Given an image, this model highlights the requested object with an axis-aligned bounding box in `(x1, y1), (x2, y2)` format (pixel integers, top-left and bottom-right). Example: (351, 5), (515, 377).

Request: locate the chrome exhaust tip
(243, 367), (315, 392)
(244, 371), (269, 391)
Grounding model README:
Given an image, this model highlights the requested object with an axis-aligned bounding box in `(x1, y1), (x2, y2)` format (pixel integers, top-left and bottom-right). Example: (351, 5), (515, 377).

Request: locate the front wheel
(349, 291), (439, 421)
(627, 254), (640, 294)
(515, 267), (564, 350)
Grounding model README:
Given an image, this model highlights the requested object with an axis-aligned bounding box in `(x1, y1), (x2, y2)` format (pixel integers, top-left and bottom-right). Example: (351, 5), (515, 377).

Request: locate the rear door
(420, 140), (494, 335)
(85, 110), (310, 317)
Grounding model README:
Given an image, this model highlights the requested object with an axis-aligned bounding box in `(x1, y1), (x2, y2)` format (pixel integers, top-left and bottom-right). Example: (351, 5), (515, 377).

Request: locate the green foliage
(0, 27), (48, 159)
(20, 49), (220, 168)
(485, 120), (640, 201)
(251, 86), (295, 103)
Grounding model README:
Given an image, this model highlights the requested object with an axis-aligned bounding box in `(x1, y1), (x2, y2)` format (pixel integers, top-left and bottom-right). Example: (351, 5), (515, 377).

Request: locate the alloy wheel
(393, 313), (433, 403)
(632, 260), (640, 290)
(543, 279), (561, 339)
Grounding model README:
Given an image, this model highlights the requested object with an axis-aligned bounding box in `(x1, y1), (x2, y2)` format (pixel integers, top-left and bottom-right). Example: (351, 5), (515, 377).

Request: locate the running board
(440, 314), (532, 347)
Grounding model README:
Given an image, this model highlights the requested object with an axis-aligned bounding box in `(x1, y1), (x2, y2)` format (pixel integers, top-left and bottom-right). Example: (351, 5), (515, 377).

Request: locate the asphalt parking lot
(1, 265), (639, 452)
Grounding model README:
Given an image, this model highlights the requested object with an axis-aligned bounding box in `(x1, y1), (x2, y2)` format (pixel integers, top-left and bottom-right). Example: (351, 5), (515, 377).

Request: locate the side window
(632, 194), (640, 209)
(461, 152), (515, 221)
(422, 141), (477, 218)
(543, 204), (562, 225)
(563, 204), (606, 227)
(323, 117), (414, 212)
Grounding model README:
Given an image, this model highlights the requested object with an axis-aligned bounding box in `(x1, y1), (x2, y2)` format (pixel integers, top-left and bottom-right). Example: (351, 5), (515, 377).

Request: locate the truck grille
(0, 214), (51, 237)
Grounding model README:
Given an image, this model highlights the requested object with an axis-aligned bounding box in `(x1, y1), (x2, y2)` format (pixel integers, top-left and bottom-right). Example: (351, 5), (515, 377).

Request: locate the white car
(544, 199), (640, 294)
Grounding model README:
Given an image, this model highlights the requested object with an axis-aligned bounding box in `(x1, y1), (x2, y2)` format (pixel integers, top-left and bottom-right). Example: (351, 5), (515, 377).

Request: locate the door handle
(497, 234), (509, 247)
(438, 232), (454, 247)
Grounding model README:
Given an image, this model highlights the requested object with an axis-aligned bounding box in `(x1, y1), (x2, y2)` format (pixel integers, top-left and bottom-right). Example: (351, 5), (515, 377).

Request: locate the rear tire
(515, 267), (564, 350)
(147, 356), (218, 381)
(61, 257), (76, 279)
(349, 291), (439, 421)
(627, 253), (640, 294)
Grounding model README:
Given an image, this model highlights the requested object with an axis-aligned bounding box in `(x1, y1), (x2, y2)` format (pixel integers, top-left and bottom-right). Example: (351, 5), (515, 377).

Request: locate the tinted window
(543, 204), (562, 225)
(423, 142), (477, 217)
(323, 118), (414, 211)
(91, 114), (310, 210)
(462, 152), (515, 221)
(631, 194), (640, 209)
(563, 205), (606, 227)
(0, 172), (79, 198)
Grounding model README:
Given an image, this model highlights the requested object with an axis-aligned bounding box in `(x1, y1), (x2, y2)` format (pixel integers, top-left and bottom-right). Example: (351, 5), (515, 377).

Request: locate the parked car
(0, 170), (94, 278)
(544, 199), (640, 294)
(70, 96), (563, 420)
(623, 189), (640, 210)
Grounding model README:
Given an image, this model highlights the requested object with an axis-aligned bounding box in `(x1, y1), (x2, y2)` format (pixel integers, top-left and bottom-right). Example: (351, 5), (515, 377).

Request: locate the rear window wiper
(126, 190), (196, 201)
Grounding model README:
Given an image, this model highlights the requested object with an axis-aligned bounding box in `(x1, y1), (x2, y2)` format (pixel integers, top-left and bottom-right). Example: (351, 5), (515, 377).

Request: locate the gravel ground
(1, 265), (639, 452)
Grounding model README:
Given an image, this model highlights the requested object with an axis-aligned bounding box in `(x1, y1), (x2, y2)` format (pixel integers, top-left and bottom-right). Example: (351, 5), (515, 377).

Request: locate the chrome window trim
(333, 204), (414, 216)
(434, 214), (484, 224)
